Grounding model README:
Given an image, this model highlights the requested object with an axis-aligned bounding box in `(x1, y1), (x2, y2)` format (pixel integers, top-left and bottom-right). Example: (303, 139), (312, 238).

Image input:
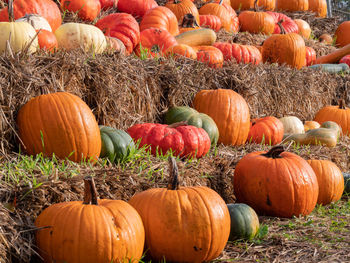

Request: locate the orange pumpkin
(335, 21), (350, 48)
(61, 0), (101, 21)
(35, 176), (145, 263)
(304, 121), (321, 131)
(140, 6), (179, 36)
(193, 89), (250, 145)
(165, 0), (199, 24)
(319, 33), (333, 45)
(234, 146), (319, 218)
(308, 0), (327, 18)
(16, 92), (101, 163)
(37, 29), (58, 53)
(230, 0), (254, 10)
(247, 116), (284, 145)
(307, 160), (344, 205)
(194, 46), (224, 68)
(276, 0), (309, 11)
(294, 19), (311, 39)
(166, 44), (197, 59)
(238, 5), (275, 35)
(129, 157), (230, 263)
(314, 100), (350, 136)
(199, 15), (222, 32)
(257, 0), (276, 10)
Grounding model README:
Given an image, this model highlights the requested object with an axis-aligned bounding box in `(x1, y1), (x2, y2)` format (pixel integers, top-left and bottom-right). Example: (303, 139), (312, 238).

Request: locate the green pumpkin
(343, 172), (350, 195)
(164, 106), (219, 146)
(227, 203), (260, 241)
(99, 125), (135, 163)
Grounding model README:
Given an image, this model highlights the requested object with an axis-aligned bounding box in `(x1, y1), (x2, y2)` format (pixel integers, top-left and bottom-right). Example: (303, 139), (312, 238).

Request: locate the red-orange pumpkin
(194, 46), (224, 68)
(199, 15), (222, 32)
(234, 146), (319, 218)
(335, 21), (350, 48)
(166, 44), (197, 59)
(99, 0), (118, 10)
(213, 42), (262, 64)
(247, 116), (284, 145)
(294, 19), (311, 39)
(305, 46), (316, 66)
(117, 0), (158, 18)
(267, 12), (298, 34)
(61, 0), (101, 22)
(238, 9), (275, 35)
(37, 29), (58, 53)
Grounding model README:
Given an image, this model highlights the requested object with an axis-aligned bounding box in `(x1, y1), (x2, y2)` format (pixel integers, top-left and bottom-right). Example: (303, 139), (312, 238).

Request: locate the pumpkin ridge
(22, 103), (40, 155)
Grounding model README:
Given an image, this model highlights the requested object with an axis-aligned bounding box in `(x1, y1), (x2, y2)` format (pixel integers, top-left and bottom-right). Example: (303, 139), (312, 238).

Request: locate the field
(0, 0), (350, 262)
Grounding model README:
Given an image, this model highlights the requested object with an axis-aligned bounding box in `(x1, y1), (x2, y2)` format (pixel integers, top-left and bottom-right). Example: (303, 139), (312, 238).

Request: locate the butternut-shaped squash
(175, 28), (216, 46)
(284, 121), (340, 147)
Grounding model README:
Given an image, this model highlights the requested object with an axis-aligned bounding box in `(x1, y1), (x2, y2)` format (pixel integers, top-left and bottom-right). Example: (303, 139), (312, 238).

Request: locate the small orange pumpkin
(194, 45), (224, 68)
(247, 116), (284, 145)
(319, 33), (333, 45)
(61, 0), (101, 21)
(294, 19), (311, 39)
(166, 44), (197, 59)
(37, 29), (58, 53)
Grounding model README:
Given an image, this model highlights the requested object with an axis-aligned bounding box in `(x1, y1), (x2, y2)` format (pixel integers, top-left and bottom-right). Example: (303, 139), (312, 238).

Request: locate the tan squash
(284, 121), (340, 147)
(175, 28), (216, 46)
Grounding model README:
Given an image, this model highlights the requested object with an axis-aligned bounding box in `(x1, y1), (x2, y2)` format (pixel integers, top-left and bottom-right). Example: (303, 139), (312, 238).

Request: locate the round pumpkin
(165, 0), (199, 24)
(294, 19), (311, 39)
(95, 13), (140, 55)
(305, 46), (316, 66)
(0, 1), (38, 54)
(128, 157), (230, 262)
(105, 36), (126, 55)
(304, 121), (321, 131)
(308, 0), (327, 18)
(257, 0), (276, 10)
(335, 21), (350, 48)
(165, 43), (197, 59)
(247, 116), (284, 145)
(140, 6), (179, 36)
(213, 42), (262, 64)
(194, 45), (224, 68)
(238, 9), (275, 35)
(227, 203), (260, 241)
(100, 126), (135, 163)
(307, 160), (344, 205)
(16, 92), (101, 163)
(0, 0), (62, 32)
(234, 146), (319, 218)
(314, 100), (350, 136)
(164, 106), (219, 146)
(99, 0), (118, 10)
(16, 14), (52, 32)
(127, 122), (210, 158)
(267, 12), (298, 34)
(230, 0), (254, 10)
(35, 176), (145, 263)
(319, 33), (333, 45)
(54, 23), (107, 54)
(279, 116), (304, 138)
(117, 0), (158, 18)
(199, 15), (222, 32)
(340, 55), (350, 66)
(193, 89), (250, 145)
(276, 0), (309, 12)
(37, 29), (58, 53)
(61, 0), (101, 22)
(343, 172), (350, 195)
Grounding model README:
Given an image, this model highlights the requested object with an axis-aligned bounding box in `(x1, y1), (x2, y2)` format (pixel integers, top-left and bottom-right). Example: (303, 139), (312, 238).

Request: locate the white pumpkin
(16, 14), (52, 32)
(54, 23), (107, 54)
(279, 116), (305, 138)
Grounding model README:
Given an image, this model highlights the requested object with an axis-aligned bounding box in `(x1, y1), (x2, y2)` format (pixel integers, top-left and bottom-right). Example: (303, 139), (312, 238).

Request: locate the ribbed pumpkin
(16, 14), (52, 32)
(344, 172), (350, 195)
(135, 28), (177, 58)
(213, 41), (262, 64)
(0, 0), (62, 32)
(166, 44), (197, 59)
(95, 13), (140, 55)
(267, 12), (298, 34)
(307, 160), (344, 205)
(35, 176), (145, 263)
(117, 0), (158, 18)
(140, 6), (179, 36)
(257, 0), (276, 10)
(230, 0), (254, 10)
(16, 92), (101, 163)
(165, 0), (199, 24)
(294, 19), (311, 39)
(164, 106), (219, 145)
(193, 89), (250, 145)
(194, 45), (224, 68)
(340, 55), (350, 66)
(127, 123), (210, 158)
(129, 157), (230, 263)
(305, 46), (316, 66)
(37, 29), (58, 53)
(247, 116), (284, 145)
(105, 37), (126, 55)
(61, 0), (101, 22)
(238, 8), (275, 35)
(304, 121), (321, 131)
(262, 23), (306, 69)
(227, 203), (260, 241)
(314, 100), (350, 136)
(0, 0), (38, 54)
(100, 126), (135, 163)
(220, 1), (240, 33)
(199, 15), (222, 31)
(55, 23), (107, 54)
(99, 0), (118, 10)
(276, 0), (309, 12)
(335, 21), (350, 48)
(234, 146), (319, 218)
(309, 0), (327, 18)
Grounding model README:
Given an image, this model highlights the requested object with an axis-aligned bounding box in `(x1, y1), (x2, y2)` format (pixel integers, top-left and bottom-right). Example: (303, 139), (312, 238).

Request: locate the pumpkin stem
(261, 146), (284, 159)
(83, 176), (99, 205)
(339, 99), (346, 109)
(167, 156), (179, 190)
(254, 0), (258, 11)
(277, 20), (286, 35)
(8, 0), (14, 22)
(168, 121), (188, 128)
(219, 0), (223, 5)
(181, 13), (199, 28)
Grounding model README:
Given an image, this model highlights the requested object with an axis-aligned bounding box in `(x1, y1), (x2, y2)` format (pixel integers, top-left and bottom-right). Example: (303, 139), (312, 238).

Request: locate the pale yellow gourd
(0, 0), (38, 54)
(16, 14), (52, 32)
(279, 116), (304, 139)
(284, 121), (340, 147)
(55, 23), (107, 54)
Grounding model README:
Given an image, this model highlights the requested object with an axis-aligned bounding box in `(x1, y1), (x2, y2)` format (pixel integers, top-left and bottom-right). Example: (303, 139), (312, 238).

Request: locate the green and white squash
(164, 106), (219, 146)
(343, 172), (350, 195)
(227, 203), (260, 241)
(100, 125), (135, 163)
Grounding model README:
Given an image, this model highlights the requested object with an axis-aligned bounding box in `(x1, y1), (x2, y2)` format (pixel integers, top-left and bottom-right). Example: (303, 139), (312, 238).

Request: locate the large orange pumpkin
(140, 6), (179, 36)
(314, 100), (350, 136)
(257, 0), (276, 10)
(238, 8), (275, 35)
(165, 0), (199, 24)
(35, 176), (145, 263)
(129, 157), (230, 262)
(308, 0), (327, 18)
(335, 21), (350, 48)
(307, 160), (344, 205)
(16, 92), (101, 163)
(234, 146), (319, 218)
(193, 89), (250, 145)
(61, 0), (101, 22)
(276, 0), (309, 11)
